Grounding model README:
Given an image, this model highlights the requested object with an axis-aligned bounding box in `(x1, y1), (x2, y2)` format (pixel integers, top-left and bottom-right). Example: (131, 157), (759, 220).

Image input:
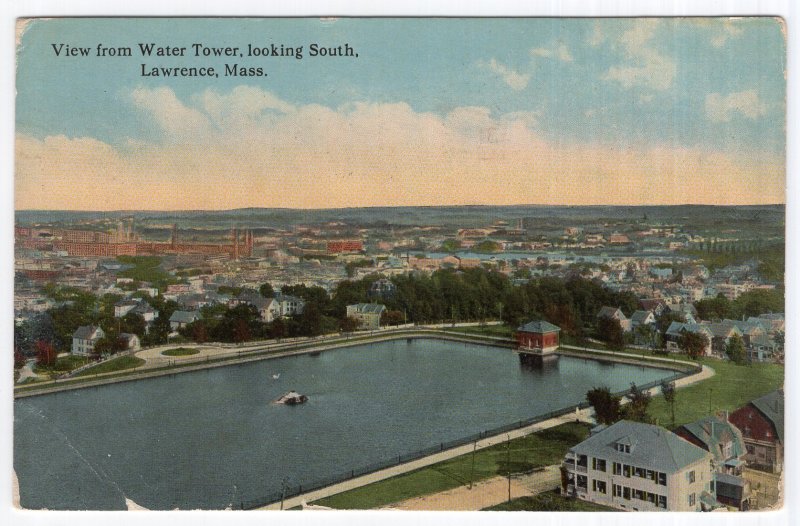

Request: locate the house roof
(516, 320), (561, 334)
(750, 390), (784, 444)
(73, 325), (102, 340)
(598, 306), (625, 319)
(640, 298), (667, 311)
(707, 322), (742, 339)
(348, 303), (386, 314)
(678, 416), (746, 463)
(569, 420), (710, 474)
(665, 321), (712, 338)
(631, 310), (654, 324)
(169, 310), (200, 323)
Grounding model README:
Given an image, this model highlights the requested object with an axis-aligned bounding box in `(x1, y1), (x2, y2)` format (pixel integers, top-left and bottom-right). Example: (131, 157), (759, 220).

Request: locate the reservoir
(14, 338), (678, 510)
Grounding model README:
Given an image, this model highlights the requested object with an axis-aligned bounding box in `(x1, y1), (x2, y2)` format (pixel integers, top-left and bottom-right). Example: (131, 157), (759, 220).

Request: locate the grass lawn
(313, 422), (591, 510)
(75, 355), (146, 376)
(161, 347), (200, 357)
(34, 355), (91, 379)
(483, 490), (615, 511)
(648, 358), (784, 428)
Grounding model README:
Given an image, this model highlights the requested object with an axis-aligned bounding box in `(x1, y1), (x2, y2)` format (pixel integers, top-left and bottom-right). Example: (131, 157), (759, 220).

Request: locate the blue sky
(15, 18), (786, 209)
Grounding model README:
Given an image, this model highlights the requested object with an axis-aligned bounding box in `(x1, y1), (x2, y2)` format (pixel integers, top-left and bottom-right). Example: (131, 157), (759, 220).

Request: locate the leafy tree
(339, 316), (360, 333)
(725, 333), (747, 365)
(14, 347), (27, 369)
(655, 311), (685, 339)
(678, 331), (709, 359)
(622, 383), (651, 423)
(380, 309), (405, 326)
(120, 313), (147, 337)
(586, 386), (622, 425)
(596, 316), (625, 350)
(661, 380), (677, 429)
(695, 295), (731, 321)
(269, 317), (287, 339)
(35, 340), (57, 368)
(259, 282), (275, 298)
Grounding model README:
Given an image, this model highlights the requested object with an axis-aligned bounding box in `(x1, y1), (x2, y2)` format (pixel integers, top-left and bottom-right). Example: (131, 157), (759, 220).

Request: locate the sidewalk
(258, 409), (591, 510)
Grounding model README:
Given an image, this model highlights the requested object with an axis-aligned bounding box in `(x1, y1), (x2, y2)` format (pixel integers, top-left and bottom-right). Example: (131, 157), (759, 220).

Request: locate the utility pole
(506, 434), (511, 502)
(280, 477), (288, 510)
(469, 440), (477, 490)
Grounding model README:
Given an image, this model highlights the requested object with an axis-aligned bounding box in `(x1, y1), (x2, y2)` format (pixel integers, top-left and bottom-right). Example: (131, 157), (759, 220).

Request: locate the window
(593, 458), (606, 472)
(657, 472), (667, 486)
(623, 464), (631, 477)
(646, 469), (654, 480)
(623, 487), (631, 500)
(634, 467), (645, 478)
(658, 495), (667, 509)
(688, 470), (695, 484)
(595, 480), (607, 494)
(613, 484), (622, 498)
(613, 462), (622, 475)
(688, 493), (696, 507)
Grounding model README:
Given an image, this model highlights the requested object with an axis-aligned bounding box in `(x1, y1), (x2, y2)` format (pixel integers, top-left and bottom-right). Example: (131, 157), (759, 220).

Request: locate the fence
(237, 367), (693, 510)
(239, 400), (596, 510)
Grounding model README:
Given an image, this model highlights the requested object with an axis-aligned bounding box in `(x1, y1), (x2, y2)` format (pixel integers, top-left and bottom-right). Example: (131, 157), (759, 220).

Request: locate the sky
(14, 17), (787, 210)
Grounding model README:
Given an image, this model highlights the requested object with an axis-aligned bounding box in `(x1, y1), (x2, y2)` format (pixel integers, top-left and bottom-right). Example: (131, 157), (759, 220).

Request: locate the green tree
(661, 380), (677, 429)
(622, 383), (651, 423)
(259, 282), (275, 298)
(586, 386), (622, 425)
(725, 333), (747, 365)
(596, 317), (625, 350)
(339, 316), (360, 333)
(678, 331), (709, 359)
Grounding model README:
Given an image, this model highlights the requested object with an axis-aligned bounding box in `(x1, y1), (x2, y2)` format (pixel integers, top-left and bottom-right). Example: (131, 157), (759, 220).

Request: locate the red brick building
(515, 320), (561, 353)
(326, 240), (363, 254)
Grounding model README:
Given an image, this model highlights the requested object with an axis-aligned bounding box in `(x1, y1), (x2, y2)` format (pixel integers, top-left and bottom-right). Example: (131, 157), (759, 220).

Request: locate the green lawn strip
(648, 359), (784, 428)
(75, 355), (146, 376)
(161, 347), (200, 357)
(483, 490), (615, 511)
(313, 422), (591, 510)
(35, 355), (91, 376)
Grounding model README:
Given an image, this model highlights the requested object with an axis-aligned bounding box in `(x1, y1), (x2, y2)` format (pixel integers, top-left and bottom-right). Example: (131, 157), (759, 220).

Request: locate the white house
(562, 421), (715, 511)
(345, 303), (386, 330)
(72, 325), (105, 356)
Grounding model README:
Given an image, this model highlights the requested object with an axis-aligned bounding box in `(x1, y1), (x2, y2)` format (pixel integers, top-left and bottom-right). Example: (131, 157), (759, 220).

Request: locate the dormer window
(616, 443), (631, 453)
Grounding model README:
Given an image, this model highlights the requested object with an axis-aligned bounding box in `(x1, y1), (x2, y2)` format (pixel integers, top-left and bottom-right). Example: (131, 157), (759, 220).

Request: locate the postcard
(12, 16), (786, 517)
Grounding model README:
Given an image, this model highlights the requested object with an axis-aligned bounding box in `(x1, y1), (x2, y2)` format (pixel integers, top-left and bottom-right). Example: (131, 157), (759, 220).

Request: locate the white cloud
(711, 19), (744, 48)
(705, 90), (768, 122)
(482, 58), (531, 91)
(587, 21), (605, 47)
(603, 19), (676, 91)
(530, 43), (573, 62)
(15, 86), (784, 210)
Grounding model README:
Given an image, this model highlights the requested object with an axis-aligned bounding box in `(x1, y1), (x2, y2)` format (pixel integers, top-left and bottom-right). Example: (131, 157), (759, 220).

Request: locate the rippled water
(14, 338), (675, 510)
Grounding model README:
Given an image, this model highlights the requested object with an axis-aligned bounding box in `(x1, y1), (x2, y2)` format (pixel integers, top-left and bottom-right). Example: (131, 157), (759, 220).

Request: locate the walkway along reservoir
(14, 338), (685, 510)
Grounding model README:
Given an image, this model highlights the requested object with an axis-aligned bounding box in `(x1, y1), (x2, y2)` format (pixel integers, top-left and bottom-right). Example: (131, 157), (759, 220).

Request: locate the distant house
(515, 320), (560, 354)
(367, 278), (396, 300)
(118, 333), (141, 351)
(597, 306), (631, 332)
(639, 298), (668, 317)
(675, 415), (751, 510)
(346, 303), (386, 330)
(728, 390), (784, 474)
(274, 292), (306, 317)
(169, 310), (200, 331)
(72, 325), (105, 356)
(667, 303), (698, 323)
(561, 420), (716, 511)
(706, 322), (743, 355)
(630, 310), (656, 330)
(664, 322), (713, 356)
(114, 299), (139, 318)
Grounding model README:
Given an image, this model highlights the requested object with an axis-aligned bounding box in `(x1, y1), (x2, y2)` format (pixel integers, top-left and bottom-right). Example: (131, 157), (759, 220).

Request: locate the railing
(238, 401), (592, 509)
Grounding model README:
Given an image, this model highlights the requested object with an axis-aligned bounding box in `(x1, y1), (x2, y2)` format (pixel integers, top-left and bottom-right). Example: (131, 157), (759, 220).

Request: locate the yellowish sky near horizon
(15, 87), (785, 210)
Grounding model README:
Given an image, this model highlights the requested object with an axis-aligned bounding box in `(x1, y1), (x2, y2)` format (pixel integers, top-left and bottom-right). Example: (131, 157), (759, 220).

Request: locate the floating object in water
(275, 391), (308, 405)
(272, 373), (280, 379)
